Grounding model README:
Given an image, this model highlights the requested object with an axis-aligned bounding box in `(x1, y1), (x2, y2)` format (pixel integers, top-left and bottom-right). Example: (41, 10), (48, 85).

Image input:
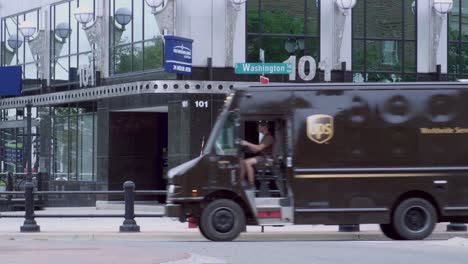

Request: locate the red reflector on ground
(257, 210), (281, 218)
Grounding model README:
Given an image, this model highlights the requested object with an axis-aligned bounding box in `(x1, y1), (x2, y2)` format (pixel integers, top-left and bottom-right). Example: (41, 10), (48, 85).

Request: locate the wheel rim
(211, 207), (235, 233)
(403, 206), (429, 232)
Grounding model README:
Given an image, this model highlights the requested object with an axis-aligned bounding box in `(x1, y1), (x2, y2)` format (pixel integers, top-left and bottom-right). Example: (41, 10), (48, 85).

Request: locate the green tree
(247, 9), (311, 63)
(114, 39), (164, 74)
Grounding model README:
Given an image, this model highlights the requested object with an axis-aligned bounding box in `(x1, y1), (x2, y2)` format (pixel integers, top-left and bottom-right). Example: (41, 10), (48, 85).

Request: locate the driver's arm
(241, 138), (272, 154)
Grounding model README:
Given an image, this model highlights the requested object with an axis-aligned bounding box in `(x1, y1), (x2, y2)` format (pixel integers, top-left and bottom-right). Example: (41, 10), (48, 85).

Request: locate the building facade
(0, 0), (466, 206)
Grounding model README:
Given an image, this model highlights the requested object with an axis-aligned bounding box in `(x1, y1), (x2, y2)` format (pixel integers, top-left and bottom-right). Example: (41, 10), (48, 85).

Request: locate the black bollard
(120, 181), (140, 232)
(339, 224), (360, 232)
(20, 182), (40, 232)
(447, 222), (467, 232)
(37, 172), (43, 203)
(7, 172), (13, 203)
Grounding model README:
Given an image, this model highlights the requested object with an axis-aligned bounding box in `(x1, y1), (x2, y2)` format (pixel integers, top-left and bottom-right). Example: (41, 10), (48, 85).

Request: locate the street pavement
(0, 206), (467, 263)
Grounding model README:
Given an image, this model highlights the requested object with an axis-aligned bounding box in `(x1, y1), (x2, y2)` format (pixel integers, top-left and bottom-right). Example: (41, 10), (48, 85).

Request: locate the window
(1, 9), (41, 91)
(381, 41), (399, 65)
(247, 0), (320, 64)
(0, 107), (39, 174)
(51, 104), (97, 182)
(110, 0), (164, 75)
(448, 0), (468, 79)
(50, 0), (97, 90)
(352, 0), (417, 82)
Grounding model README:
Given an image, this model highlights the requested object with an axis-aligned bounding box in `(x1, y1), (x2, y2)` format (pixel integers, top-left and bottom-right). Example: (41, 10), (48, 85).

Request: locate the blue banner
(164, 36), (193, 75)
(0, 66), (22, 96)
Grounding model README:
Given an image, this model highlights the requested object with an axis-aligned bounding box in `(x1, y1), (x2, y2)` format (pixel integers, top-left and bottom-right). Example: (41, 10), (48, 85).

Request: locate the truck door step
(255, 197), (292, 223)
(258, 218), (294, 226)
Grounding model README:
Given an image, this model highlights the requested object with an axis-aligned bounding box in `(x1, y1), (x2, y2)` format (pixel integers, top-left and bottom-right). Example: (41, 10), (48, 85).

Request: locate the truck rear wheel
(392, 198), (437, 240)
(199, 199), (245, 241)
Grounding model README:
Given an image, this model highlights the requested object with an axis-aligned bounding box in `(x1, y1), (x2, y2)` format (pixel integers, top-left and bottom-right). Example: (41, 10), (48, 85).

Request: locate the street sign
(164, 36), (194, 75)
(0, 66), (22, 96)
(235, 63), (292, 75)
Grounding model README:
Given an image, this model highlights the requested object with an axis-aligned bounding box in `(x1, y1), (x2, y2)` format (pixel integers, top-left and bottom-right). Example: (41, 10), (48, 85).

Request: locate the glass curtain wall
(448, 0), (468, 79)
(49, 104), (97, 182)
(352, 0), (417, 82)
(50, 0), (97, 90)
(246, 0), (320, 63)
(0, 9), (41, 90)
(110, 0), (164, 75)
(0, 108), (39, 174)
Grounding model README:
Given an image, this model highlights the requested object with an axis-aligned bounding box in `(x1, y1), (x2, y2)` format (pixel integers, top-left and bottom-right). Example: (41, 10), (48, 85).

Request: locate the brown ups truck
(166, 82), (468, 241)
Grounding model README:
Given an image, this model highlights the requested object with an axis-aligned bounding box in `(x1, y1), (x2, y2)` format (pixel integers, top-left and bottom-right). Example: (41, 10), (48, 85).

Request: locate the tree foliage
(113, 38), (164, 74)
(246, 9), (315, 63)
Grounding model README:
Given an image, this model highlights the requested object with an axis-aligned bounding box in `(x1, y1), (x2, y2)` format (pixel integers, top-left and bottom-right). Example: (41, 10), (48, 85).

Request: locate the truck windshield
(205, 112), (237, 156)
(214, 113), (237, 156)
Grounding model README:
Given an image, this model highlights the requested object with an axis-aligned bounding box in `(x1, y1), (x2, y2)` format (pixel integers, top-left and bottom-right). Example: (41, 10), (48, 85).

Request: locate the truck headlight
(168, 184), (176, 194)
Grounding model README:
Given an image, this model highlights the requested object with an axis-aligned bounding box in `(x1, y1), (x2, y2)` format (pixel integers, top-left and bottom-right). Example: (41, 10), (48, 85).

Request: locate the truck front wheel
(199, 199), (246, 241)
(392, 198), (437, 240)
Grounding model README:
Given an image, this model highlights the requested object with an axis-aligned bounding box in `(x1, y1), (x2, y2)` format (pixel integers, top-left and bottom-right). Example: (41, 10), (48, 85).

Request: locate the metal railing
(0, 181), (167, 233)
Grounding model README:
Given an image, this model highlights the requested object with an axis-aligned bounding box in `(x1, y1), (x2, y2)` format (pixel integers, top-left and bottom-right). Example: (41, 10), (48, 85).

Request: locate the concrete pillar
(417, 0), (449, 73)
(320, 1), (353, 73)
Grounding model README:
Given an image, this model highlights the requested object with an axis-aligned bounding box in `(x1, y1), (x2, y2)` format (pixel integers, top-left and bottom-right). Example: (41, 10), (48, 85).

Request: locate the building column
(96, 100), (110, 194)
(100, 0), (110, 78)
(168, 94), (225, 169)
(320, 0), (353, 78)
(418, 0), (449, 74)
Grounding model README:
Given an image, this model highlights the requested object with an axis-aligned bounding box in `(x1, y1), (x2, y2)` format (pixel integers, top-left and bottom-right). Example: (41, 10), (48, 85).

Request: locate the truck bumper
(165, 203), (182, 218)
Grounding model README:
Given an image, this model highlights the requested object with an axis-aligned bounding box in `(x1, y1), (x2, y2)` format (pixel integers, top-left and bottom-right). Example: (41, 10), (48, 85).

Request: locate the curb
(0, 230), (466, 242)
(162, 254), (227, 264)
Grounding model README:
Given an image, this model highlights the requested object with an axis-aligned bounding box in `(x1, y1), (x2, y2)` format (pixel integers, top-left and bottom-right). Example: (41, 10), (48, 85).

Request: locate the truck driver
(239, 121), (275, 189)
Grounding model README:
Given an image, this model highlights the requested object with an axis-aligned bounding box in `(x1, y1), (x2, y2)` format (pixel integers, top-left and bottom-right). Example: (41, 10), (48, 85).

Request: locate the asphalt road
(0, 238), (467, 264)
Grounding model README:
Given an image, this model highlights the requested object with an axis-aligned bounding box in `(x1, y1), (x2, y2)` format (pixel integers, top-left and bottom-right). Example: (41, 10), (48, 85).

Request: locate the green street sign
(235, 63), (292, 75)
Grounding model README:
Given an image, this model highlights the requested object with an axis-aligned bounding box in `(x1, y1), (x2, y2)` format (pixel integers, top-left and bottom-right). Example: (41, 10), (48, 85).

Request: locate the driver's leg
(239, 159), (247, 182)
(245, 158), (257, 188)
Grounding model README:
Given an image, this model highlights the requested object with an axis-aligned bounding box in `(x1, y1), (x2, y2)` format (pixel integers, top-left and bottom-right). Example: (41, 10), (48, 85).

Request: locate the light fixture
(55, 22), (71, 40)
(74, 6), (94, 26)
(145, 0), (164, 8)
(115, 7), (132, 27)
(145, 0), (175, 36)
(4, 34), (22, 65)
(433, 0), (453, 16)
(335, 0), (357, 15)
(411, 1), (416, 15)
(230, 0), (246, 11)
(19, 20), (37, 38)
(297, 38), (305, 51)
(284, 38), (297, 54)
(17, 19), (49, 79)
(7, 34), (23, 50)
(73, 5), (105, 77)
(431, 0), (453, 72)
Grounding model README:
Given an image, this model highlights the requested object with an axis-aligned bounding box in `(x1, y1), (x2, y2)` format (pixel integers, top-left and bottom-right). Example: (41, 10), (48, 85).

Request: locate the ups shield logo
(307, 115), (334, 144)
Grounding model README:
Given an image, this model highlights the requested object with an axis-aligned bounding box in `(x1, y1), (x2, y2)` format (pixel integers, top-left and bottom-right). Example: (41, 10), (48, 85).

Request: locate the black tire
(198, 218), (210, 240)
(380, 223), (402, 240)
(392, 198), (437, 240)
(199, 199), (245, 241)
